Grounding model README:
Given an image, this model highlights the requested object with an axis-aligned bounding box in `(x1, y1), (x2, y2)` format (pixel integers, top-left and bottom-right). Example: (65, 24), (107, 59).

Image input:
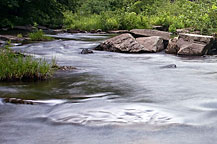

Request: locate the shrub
(169, 24), (176, 33)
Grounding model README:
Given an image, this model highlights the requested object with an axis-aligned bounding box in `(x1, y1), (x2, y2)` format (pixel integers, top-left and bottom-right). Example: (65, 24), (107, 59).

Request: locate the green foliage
(145, 0), (217, 34)
(64, 10), (149, 31)
(17, 34), (23, 38)
(169, 24), (177, 33)
(63, 11), (102, 31)
(119, 12), (149, 30)
(29, 29), (53, 41)
(1, 0), (217, 35)
(0, 0), (64, 28)
(0, 47), (53, 81)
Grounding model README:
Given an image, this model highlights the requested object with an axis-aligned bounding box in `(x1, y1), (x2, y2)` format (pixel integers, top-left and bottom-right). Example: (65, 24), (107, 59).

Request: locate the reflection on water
(1, 33), (217, 144)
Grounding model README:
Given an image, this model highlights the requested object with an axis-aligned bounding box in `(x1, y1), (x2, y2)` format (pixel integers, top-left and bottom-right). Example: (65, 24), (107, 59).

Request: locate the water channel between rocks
(1, 33), (217, 144)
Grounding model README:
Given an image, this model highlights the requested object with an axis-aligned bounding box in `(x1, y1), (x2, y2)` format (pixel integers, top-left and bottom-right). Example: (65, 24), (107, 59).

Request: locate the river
(1, 33), (217, 144)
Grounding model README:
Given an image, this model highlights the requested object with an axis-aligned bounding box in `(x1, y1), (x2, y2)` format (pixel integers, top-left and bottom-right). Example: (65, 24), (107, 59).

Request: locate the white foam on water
(33, 99), (67, 106)
(47, 102), (183, 126)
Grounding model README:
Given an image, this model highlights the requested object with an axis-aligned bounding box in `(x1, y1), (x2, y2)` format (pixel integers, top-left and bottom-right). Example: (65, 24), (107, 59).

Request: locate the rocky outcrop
(130, 29), (171, 41)
(95, 33), (166, 53)
(136, 36), (164, 52)
(95, 33), (145, 53)
(166, 33), (215, 56)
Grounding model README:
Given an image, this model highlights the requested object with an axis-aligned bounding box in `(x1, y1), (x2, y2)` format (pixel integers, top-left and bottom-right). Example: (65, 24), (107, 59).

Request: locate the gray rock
(95, 33), (147, 53)
(130, 29), (171, 41)
(165, 37), (179, 54)
(179, 33), (214, 44)
(0, 35), (30, 43)
(108, 30), (129, 34)
(178, 43), (209, 56)
(81, 49), (93, 54)
(136, 36), (165, 52)
(178, 34), (215, 56)
(160, 64), (177, 69)
(3, 98), (33, 105)
(166, 33), (215, 56)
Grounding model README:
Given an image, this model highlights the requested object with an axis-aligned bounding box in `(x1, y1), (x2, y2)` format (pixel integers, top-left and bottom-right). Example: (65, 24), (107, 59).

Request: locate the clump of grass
(17, 34), (23, 38)
(0, 47), (54, 81)
(29, 29), (53, 41)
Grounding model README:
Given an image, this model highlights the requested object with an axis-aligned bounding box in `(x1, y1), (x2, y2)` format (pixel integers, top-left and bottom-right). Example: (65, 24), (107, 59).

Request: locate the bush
(119, 12), (149, 30)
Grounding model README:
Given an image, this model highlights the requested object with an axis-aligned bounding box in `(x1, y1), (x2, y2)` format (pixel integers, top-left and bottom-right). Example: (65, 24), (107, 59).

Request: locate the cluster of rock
(0, 35), (30, 44)
(95, 29), (217, 56)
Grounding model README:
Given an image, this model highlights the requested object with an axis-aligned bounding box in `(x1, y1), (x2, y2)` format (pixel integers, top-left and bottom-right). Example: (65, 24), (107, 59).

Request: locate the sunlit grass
(29, 29), (53, 41)
(0, 48), (54, 81)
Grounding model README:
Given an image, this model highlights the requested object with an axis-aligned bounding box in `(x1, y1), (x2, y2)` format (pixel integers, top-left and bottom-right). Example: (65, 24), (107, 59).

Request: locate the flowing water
(1, 33), (217, 144)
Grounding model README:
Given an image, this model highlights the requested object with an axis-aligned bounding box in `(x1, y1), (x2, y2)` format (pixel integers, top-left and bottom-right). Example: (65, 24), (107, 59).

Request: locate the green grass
(63, 10), (150, 31)
(0, 47), (54, 81)
(29, 29), (53, 41)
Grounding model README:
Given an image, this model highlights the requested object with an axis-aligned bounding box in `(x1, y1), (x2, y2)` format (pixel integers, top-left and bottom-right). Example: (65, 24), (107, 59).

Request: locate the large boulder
(136, 36), (164, 52)
(178, 43), (209, 56)
(130, 29), (171, 41)
(166, 33), (215, 56)
(95, 33), (166, 53)
(95, 33), (146, 53)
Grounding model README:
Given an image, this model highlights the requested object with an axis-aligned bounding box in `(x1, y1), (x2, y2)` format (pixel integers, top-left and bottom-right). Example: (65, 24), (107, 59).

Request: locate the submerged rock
(54, 66), (76, 71)
(160, 64), (177, 69)
(3, 98), (34, 105)
(81, 49), (93, 54)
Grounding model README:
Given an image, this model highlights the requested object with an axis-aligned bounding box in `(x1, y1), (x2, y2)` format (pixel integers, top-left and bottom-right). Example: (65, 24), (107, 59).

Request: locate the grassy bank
(63, 0), (217, 35)
(0, 46), (54, 81)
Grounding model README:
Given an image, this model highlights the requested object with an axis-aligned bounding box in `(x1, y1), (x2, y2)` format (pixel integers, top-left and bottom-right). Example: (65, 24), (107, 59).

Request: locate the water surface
(1, 33), (217, 144)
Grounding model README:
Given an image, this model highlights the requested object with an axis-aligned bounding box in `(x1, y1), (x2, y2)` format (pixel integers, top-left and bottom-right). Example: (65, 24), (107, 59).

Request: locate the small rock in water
(57, 66), (76, 71)
(160, 64), (177, 69)
(3, 98), (33, 105)
(81, 49), (93, 54)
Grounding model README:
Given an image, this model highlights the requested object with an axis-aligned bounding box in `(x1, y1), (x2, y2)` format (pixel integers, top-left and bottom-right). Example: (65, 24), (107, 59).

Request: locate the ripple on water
(46, 102), (183, 126)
